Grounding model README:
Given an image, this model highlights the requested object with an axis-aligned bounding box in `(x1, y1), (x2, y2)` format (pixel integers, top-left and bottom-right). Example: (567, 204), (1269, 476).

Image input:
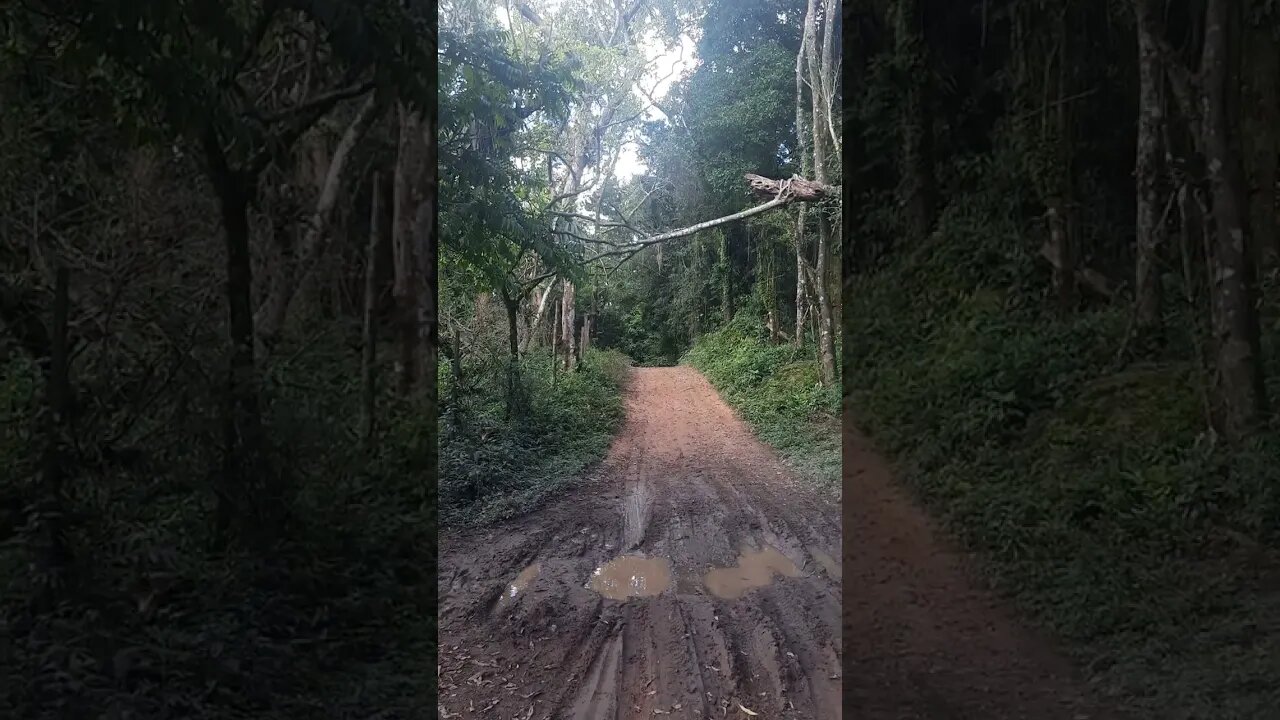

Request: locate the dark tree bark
(203, 129), (272, 543)
(1134, 0), (1166, 343)
(420, 108), (439, 428)
(503, 290), (521, 419)
(360, 171), (383, 449)
(35, 267), (72, 611)
(893, 0), (937, 243)
(1243, 18), (1279, 271)
(257, 92), (380, 349)
(1202, 0), (1268, 439)
(392, 103), (428, 393)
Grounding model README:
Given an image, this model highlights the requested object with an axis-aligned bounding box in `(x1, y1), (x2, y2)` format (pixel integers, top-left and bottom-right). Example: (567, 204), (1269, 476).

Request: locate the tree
(15, 0), (434, 542)
(1154, 0), (1269, 440)
(1133, 0), (1165, 343)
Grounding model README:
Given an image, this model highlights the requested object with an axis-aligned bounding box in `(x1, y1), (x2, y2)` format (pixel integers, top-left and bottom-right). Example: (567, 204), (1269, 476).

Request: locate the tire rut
(440, 366), (841, 719)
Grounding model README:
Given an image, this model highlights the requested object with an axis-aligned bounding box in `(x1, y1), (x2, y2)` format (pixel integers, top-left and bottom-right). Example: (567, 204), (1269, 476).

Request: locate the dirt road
(842, 417), (1125, 719)
(439, 366), (1121, 719)
(439, 367), (842, 719)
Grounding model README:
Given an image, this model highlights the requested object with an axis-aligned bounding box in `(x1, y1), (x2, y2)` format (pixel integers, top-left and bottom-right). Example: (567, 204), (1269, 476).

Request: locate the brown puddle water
(704, 546), (803, 600)
(504, 563), (540, 600)
(585, 555), (672, 601)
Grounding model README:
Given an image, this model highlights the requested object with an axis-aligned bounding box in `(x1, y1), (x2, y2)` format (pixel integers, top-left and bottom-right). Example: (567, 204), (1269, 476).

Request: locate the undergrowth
(684, 313), (840, 493)
(0, 340), (438, 719)
(845, 183), (1280, 718)
(439, 347), (630, 527)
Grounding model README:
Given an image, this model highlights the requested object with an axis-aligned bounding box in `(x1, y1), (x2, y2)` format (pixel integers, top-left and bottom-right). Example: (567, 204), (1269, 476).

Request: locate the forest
(1, 1), (440, 716)
(438, 0), (842, 527)
(843, 0), (1280, 717)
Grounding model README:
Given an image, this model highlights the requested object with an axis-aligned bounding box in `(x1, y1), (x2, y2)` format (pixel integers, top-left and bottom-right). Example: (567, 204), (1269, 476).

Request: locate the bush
(0, 341), (438, 719)
(844, 190), (1280, 717)
(684, 312), (840, 492)
(439, 347), (630, 527)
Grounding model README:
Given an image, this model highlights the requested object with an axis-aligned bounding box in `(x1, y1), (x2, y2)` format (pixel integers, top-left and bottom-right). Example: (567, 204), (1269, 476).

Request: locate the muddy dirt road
(439, 367), (842, 719)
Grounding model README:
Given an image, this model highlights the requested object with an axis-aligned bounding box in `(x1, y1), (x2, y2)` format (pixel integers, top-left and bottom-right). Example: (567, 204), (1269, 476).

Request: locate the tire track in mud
(439, 366), (841, 720)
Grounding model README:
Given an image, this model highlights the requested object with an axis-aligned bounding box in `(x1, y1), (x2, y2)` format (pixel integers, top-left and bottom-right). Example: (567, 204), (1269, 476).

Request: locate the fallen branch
(744, 173), (839, 203)
(586, 173), (838, 266)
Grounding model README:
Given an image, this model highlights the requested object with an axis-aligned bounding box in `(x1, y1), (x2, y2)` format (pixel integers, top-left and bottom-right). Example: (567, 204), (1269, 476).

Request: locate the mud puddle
(586, 555), (672, 600)
(503, 563), (540, 601)
(704, 545), (803, 600)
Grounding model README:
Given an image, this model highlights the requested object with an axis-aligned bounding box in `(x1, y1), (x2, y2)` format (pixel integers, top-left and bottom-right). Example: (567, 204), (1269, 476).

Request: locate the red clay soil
(440, 367), (841, 719)
(438, 366), (1122, 719)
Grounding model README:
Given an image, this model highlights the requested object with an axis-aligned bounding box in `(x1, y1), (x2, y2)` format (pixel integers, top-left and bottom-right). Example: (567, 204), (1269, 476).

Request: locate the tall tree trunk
(392, 103), (426, 393)
(202, 128), (271, 543)
(1202, 0), (1268, 440)
(360, 171), (382, 449)
(794, 17), (811, 349)
(35, 266), (71, 611)
(1243, 18), (1279, 271)
(805, 0), (838, 387)
(521, 280), (557, 354)
(419, 107), (439, 417)
(257, 93), (379, 349)
(720, 231), (733, 324)
(1134, 0), (1165, 343)
(795, 209), (807, 347)
(504, 290), (521, 419)
(1049, 9), (1078, 314)
(504, 295), (519, 359)
(561, 279), (577, 371)
(894, 0), (936, 243)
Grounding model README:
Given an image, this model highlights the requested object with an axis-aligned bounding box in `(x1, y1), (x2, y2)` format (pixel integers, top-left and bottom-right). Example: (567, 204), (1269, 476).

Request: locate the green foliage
(684, 313), (839, 491)
(845, 167), (1280, 717)
(0, 343), (437, 719)
(440, 348), (630, 526)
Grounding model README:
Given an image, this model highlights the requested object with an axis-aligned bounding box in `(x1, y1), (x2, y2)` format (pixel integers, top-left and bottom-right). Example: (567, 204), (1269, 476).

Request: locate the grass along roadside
(683, 313), (841, 495)
(843, 210), (1280, 718)
(439, 348), (631, 528)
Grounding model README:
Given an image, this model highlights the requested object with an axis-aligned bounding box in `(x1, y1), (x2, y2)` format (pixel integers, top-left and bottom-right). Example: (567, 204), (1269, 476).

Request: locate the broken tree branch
(584, 173), (838, 266)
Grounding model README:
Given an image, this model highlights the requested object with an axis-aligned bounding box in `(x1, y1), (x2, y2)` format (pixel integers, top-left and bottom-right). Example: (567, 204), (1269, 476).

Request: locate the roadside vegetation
(685, 313), (840, 492)
(439, 345), (630, 527)
(846, 1), (1280, 716)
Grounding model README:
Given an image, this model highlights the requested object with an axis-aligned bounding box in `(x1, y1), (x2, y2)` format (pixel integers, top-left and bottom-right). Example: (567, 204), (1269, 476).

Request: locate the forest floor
(437, 366), (1121, 719)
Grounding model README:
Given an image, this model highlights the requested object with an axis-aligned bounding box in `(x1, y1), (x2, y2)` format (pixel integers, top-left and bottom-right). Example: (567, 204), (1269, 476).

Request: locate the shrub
(439, 348), (630, 527)
(684, 312), (840, 491)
